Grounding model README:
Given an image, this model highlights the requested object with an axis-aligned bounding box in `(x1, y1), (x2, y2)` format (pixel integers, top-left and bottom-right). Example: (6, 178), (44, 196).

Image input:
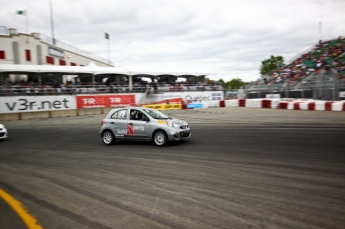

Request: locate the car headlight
(165, 121), (179, 128)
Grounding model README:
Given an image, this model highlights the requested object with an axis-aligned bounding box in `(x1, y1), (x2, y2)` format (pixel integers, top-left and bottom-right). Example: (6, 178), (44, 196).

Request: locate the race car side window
(130, 109), (139, 120)
(130, 109), (146, 120)
(111, 109), (127, 120)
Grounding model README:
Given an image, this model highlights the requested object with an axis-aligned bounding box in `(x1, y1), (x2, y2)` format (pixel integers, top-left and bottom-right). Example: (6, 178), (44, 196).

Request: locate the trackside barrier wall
(0, 94), (135, 121)
(201, 101), (221, 108)
(245, 99), (262, 108)
(262, 100), (271, 108)
(225, 100), (239, 107)
(239, 99), (246, 107)
(332, 101), (345, 111)
(1, 95), (344, 121)
(221, 99), (345, 112)
(271, 99), (281, 109)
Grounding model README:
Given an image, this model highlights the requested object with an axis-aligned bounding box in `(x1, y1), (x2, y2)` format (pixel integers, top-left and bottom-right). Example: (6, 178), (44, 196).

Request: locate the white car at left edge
(0, 124), (8, 140)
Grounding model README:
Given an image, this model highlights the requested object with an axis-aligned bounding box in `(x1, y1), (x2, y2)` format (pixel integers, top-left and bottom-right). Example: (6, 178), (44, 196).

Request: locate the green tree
(218, 79), (225, 85)
(259, 55), (285, 76)
(226, 78), (245, 89)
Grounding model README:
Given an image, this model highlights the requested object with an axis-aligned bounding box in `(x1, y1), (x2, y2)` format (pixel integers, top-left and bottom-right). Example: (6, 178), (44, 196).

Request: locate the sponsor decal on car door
(126, 121), (151, 139)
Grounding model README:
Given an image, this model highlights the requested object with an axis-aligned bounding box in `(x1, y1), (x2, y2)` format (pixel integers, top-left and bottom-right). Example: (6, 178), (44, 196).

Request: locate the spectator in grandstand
(269, 36), (345, 85)
(60, 83), (66, 93)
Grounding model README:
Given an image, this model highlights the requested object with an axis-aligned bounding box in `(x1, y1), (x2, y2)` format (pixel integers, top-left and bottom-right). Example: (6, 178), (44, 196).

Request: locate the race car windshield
(144, 109), (170, 119)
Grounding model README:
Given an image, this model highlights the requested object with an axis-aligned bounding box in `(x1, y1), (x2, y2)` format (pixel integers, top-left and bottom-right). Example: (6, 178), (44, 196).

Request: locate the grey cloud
(1, 0), (345, 81)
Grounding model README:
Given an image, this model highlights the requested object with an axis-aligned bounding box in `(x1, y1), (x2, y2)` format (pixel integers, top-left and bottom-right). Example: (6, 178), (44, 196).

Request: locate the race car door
(128, 109), (151, 140)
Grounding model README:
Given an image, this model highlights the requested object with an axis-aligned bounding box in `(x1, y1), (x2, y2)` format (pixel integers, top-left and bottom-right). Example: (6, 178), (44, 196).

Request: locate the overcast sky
(1, 0), (345, 82)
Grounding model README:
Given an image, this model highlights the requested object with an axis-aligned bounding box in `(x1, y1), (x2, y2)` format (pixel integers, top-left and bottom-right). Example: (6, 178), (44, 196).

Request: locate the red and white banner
(76, 94), (135, 108)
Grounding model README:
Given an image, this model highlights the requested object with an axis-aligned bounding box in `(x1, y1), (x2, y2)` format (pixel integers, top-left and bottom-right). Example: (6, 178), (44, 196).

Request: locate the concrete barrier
(308, 102), (315, 110)
(51, 110), (77, 118)
(21, 111), (50, 120)
(262, 99), (271, 108)
(0, 113), (20, 121)
(219, 99), (344, 112)
(332, 101), (345, 111)
(239, 99), (246, 107)
(315, 101), (326, 111)
(225, 100), (239, 107)
(77, 108), (103, 116)
(279, 102), (288, 109)
(325, 102), (334, 111)
(271, 99), (281, 109)
(202, 101), (220, 108)
(0, 106), (128, 121)
(245, 99), (262, 108)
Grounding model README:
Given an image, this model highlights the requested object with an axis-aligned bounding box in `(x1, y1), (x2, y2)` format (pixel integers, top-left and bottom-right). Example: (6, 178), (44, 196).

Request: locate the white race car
(0, 124), (8, 140)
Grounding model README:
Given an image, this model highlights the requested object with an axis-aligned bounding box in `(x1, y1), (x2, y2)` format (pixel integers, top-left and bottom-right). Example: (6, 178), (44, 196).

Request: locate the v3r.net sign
(76, 95), (135, 108)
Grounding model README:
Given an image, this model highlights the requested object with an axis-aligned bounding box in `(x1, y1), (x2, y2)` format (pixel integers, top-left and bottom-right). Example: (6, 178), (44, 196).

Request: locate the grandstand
(246, 36), (345, 100)
(0, 27), (212, 95)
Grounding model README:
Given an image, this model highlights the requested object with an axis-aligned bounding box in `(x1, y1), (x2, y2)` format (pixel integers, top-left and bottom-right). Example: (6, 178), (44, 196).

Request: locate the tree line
(208, 55), (285, 89)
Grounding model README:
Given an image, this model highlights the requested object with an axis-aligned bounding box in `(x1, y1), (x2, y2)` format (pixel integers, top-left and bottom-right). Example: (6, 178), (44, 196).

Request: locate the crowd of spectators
(268, 36), (345, 85)
(0, 80), (223, 96)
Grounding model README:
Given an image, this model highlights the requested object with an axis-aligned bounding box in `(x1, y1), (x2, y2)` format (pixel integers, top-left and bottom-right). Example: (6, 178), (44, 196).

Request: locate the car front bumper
(167, 129), (191, 141)
(0, 130), (8, 139)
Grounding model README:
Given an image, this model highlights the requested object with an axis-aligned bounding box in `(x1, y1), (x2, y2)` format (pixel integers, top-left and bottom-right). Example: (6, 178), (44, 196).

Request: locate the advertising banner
(0, 96), (76, 113)
(142, 104), (182, 110)
(186, 103), (203, 109)
(141, 91), (223, 105)
(76, 94), (135, 108)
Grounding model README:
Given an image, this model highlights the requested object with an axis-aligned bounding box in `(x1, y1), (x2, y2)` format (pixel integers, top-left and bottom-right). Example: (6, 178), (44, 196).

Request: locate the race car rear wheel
(153, 131), (168, 147)
(102, 130), (115, 145)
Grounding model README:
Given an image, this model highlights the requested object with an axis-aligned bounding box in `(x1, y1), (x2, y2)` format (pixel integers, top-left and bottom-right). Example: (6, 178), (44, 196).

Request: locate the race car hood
(170, 119), (188, 126)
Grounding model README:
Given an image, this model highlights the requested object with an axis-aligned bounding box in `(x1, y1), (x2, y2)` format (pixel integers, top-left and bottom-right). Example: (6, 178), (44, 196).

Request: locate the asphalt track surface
(0, 107), (345, 229)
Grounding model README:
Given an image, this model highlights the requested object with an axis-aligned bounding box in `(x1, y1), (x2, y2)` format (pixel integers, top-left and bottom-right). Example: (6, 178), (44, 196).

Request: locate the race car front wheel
(153, 131), (168, 147)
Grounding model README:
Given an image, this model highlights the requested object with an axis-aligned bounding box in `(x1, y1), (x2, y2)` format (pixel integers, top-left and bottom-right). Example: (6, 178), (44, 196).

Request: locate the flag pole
(49, 0), (56, 45)
(26, 10), (29, 34)
(26, 10), (29, 43)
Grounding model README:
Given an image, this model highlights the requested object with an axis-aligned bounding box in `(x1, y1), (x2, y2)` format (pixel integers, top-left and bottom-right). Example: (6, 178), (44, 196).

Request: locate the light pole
(49, 0), (55, 45)
(104, 33), (110, 65)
